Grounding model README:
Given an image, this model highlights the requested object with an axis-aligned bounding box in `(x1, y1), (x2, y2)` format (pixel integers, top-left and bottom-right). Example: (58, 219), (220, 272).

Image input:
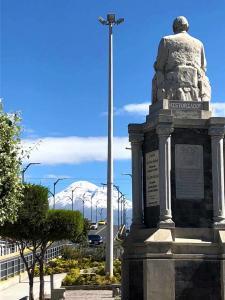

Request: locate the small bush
(62, 245), (77, 259)
(63, 274), (75, 286)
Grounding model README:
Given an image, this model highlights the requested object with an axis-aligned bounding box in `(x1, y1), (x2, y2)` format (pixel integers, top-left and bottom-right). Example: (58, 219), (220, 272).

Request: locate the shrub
(39, 255), (121, 286)
(0, 112), (23, 225)
(62, 246), (77, 260)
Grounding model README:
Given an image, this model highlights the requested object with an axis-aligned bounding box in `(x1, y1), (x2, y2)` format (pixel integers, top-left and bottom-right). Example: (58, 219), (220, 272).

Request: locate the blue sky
(1, 0), (225, 200)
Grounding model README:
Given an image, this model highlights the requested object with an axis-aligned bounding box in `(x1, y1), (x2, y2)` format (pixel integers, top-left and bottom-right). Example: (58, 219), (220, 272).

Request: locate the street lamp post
(114, 185), (121, 230)
(102, 182), (122, 230)
(71, 189), (75, 211)
(67, 187), (80, 211)
(99, 207), (104, 221)
(95, 199), (101, 223)
(122, 173), (132, 178)
(90, 190), (98, 223)
(21, 163), (40, 183)
(123, 199), (127, 227)
(82, 192), (89, 219)
(99, 13), (124, 277)
(121, 195), (126, 226)
(53, 178), (65, 209)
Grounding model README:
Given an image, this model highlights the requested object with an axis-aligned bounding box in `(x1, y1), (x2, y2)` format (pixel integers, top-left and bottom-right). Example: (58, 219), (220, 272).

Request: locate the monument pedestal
(122, 227), (225, 300)
(122, 100), (225, 300)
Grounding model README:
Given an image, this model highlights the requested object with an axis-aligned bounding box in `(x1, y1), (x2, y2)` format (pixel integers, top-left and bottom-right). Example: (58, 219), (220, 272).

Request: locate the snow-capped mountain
(48, 181), (132, 224)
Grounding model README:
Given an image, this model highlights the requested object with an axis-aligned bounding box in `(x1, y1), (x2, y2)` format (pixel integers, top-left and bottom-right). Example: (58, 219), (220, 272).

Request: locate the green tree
(0, 184), (49, 300)
(0, 185), (84, 300)
(73, 217), (90, 245)
(37, 209), (83, 300)
(0, 112), (23, 225)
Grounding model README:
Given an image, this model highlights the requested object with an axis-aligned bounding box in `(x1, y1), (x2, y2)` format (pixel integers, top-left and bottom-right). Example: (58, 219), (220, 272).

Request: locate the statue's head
(173, 16), (189, 34)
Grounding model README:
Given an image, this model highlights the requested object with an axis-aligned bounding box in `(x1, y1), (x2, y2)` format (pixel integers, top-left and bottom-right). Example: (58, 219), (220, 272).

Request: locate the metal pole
(21, 162), (40, 184)
(113, 185), (120, 230)
(123, 200), (126, 226)
(99, 208), (103, 220)
(117, 189), (120, 229)
(53, 178), (64, 209)
(106, 22), (114, 277)
(22, 170), (25, 184)
(70, 186), (80, 211)
(121, 196), (123, 225)
(82, 192), (87, 219)
(90, 191), (97, 223)
(83, 200), (85, 218)
(91, 197), (93, 222)
(53, 183), (56, 210)
(71, 190), (74, 211)
(99, 13), (124, 278)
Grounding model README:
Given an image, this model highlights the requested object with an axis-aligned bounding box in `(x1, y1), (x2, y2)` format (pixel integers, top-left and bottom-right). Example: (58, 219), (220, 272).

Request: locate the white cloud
(114, 102), (149, 116)
(45, 174), (71, 179)
(22, 136), (131, 165)
(122, 103), (149, 115)
(116, 101), (225, 117)
(211, 102), (225, 117)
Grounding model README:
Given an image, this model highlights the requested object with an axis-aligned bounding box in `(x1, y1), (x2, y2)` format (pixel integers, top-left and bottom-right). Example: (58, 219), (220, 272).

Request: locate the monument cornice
(208, 118), (225, 137)
(208, 127), (225, 137)
(128, 123), (144, 143)
(129, 132), (144, 144)
(156, 116), (174, 136)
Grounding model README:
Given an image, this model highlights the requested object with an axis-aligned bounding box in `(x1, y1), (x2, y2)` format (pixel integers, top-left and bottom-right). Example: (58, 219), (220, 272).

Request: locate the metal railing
(0, 240), (19, 256)
(0, 243), (64, 280)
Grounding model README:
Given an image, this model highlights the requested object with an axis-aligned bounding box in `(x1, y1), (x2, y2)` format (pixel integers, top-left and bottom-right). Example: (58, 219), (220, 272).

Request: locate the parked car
(88, 234), (103, 245)
(89, 222), (98, 230)
(98, 220), (107, 225)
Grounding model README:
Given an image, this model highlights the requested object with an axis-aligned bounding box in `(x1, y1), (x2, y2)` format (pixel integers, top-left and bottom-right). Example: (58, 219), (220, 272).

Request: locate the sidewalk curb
(63, 284), (121, 290)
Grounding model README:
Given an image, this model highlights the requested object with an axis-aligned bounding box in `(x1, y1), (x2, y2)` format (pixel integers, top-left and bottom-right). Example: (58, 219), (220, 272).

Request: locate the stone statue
(152, 16), (211, 103)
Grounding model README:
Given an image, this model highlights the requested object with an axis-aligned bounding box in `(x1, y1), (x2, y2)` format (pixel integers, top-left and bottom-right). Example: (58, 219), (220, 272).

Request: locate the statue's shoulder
(162, 32), (203, 48)
(185, 33), (204, 47)
(159, 34), (174, 45)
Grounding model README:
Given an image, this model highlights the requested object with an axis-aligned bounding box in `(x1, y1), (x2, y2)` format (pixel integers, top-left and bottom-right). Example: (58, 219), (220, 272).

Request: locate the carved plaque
(145, 150), (159, 206)
(175, 144), (204, 199)
(169, 101), (203, 110)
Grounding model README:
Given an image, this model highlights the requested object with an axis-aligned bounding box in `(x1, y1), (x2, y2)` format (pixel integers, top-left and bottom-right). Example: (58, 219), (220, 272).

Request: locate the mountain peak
(49, 180), (132, 210)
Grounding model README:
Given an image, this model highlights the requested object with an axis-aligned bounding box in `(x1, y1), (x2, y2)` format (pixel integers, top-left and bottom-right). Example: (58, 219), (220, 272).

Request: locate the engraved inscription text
(175, 144), (204, 199)
(146, 151), (159, 206)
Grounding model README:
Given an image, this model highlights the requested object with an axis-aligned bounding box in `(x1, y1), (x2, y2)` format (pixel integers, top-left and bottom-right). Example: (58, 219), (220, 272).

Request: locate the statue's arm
(154, 38), (168, 72)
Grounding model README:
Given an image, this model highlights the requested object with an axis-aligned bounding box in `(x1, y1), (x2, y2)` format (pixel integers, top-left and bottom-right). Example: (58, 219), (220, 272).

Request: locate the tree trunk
(19, 244), (36, 300)
(39, 260), (44, 300)
(39, 248), (46, 300)
(28, 272), (34, 300)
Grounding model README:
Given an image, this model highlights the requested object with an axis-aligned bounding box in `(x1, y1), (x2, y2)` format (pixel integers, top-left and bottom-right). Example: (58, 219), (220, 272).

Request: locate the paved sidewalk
(0, 273), (66, 300)
(65, 290), (115, 299)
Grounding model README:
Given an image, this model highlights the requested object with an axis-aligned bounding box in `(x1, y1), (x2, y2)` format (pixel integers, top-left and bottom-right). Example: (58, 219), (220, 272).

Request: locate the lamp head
(98, 16), (107, 25)
(116, 18), (124, 25)
(107, 14), (116, 24)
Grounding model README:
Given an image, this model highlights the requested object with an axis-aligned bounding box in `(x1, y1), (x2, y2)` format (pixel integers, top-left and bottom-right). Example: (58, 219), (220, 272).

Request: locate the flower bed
(34, 245), (121, 286)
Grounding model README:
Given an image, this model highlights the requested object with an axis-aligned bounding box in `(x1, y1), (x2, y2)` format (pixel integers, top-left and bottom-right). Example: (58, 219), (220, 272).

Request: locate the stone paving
(65, 290), (115, 300)
(0, 273), (66, 300)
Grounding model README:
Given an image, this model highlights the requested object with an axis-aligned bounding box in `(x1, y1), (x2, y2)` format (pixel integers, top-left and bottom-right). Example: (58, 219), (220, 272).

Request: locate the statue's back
(152, 16), (211, 103)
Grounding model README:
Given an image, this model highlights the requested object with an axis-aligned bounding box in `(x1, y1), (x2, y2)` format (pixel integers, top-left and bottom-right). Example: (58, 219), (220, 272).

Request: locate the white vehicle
(89, 222), (98, 230)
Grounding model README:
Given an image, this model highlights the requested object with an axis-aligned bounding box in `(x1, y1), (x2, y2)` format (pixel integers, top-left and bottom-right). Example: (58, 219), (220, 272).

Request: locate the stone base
(158, 219), (175, 229)
(122, 227), (225, 300)
(147, 99), (212, 121)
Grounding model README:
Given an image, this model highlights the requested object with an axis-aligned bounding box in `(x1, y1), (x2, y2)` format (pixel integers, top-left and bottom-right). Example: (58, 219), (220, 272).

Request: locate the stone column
(209, 121), (225, 228)
(156, 119), (174, 228)
(129, 132), (144, 228)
